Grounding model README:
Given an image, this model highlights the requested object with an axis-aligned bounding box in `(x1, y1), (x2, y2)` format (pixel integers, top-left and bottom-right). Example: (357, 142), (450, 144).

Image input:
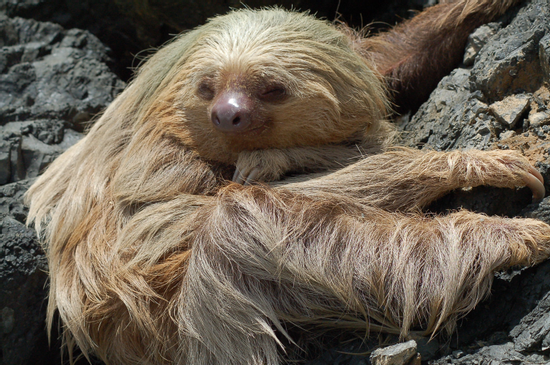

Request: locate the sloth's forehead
(205, 9), (332, 43)
(191, 11), (347, 66)
(186, 35), (345, 81)
(180, 10), (360, 86)
(186, 44), (312, 80)
(185, 57), (295, 90)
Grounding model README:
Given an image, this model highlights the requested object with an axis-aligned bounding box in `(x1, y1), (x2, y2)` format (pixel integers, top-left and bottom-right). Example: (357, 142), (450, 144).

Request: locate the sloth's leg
(179, 186), (550, 364)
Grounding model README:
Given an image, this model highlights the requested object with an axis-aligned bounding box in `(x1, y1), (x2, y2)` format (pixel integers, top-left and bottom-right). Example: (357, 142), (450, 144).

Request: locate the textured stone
(0, 13), (123, 365)
(540, 33), (550, 82)
(490, 93), (531, 128)
(470, 0), (550, 102)
(463, 23), (501, 66)
(370, 340), (418, 365)
(0, 140), (11, 185)
(512, 293), (550, 352)
(0, 180), (48, 365)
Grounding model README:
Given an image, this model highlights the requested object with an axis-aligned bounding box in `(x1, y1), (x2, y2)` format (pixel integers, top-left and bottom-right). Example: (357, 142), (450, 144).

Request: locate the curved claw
(243, 169), (259, 186)
(233, 166), (260, 185)
(233, 166), (244, 184)
(524, 169), (545, 202)
(529, 165), (544, 185)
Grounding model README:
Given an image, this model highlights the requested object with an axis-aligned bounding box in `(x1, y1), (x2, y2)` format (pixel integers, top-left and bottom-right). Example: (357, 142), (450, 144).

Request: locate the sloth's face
(146, 9), (386, 165)
(195, 71), (289, 137)
(173, 52), (357, 164)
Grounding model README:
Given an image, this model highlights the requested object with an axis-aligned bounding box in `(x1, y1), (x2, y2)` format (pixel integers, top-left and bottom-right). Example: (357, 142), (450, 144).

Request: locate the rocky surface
(370, 341), (420, 365)
(0, 15), (125, 185)
(1, 0), (550, 365)
(0, 179), (46, 365)
(0, 13), (123, 365)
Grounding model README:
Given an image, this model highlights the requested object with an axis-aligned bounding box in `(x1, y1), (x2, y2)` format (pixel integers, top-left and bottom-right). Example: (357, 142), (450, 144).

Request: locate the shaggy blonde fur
(25, 2), (550, 365)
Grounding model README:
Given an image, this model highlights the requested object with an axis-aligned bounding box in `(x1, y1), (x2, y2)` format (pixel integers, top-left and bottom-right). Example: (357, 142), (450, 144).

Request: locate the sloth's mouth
(220, 122), (268, 137)
(243, 124), (268, 136)
(222, 130), (271, 152)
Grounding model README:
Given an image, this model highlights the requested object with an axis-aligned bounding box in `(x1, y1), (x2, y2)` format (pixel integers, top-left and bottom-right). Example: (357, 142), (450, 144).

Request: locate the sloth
(25, 1), (550, 364)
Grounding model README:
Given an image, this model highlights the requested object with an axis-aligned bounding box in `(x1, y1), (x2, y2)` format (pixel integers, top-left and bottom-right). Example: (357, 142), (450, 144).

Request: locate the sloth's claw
(243, 169), (259, 186)
(233, 166), (260, 185)
(529, 165), (544, 185)
(233, 167), (244, 184)
(524, 166), (546, 202)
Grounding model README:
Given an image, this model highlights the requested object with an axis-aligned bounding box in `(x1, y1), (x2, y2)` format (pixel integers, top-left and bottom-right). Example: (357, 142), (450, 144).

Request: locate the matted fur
(25, 3), (550, 365)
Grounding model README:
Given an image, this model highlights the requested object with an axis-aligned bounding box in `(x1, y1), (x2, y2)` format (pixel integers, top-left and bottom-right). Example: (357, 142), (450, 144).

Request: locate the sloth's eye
(197, 82), (215, 101)
(259, 86), (287, 102)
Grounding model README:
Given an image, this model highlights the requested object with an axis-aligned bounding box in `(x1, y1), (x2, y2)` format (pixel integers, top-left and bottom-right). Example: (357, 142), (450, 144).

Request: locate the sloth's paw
(233, 150), (291, 185)
(485, 150), (545, 201)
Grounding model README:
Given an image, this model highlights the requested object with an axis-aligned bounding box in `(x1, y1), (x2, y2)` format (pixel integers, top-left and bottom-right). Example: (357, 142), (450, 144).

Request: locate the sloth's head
(123, 9), (389, 164)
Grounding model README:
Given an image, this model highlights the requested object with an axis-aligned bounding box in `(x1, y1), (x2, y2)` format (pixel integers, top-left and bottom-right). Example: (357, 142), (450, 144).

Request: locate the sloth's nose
(211, 91), (253, 133)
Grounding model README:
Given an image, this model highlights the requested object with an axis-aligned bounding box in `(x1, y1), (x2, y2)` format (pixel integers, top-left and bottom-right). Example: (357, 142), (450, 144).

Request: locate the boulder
(0, 14), (122, 365)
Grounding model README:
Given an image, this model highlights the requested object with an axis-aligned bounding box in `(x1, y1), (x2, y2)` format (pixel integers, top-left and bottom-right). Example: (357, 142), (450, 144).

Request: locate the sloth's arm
(280, 148), (544, 212)
(233, 144), (375, 185)
(354, 0), (522, 112)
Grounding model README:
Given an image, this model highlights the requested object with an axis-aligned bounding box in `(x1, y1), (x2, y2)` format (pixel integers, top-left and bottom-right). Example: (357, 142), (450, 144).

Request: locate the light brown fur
(25, 2), (550, 365)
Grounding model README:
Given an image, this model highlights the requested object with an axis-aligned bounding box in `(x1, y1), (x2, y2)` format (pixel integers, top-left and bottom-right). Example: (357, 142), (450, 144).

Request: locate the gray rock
(397, 67), (497, 152)
(370, 340), (418, 365)
(489, 93), (531, 128)
(540, 33), (550, 82)
(0, 13), (124, 365)
(0, 140), (10, 184)
(398, 0), (550, 153)
(0, 17), (125, 125)
(470, 0), (550, 102)
(524, 196), (550, 223)
(430, 342), (528, 365)
(0, 179), (49, 365)
(463, 23), (501, 66)
(511, 291), (550, 352)
(0, 15), (124, 185)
